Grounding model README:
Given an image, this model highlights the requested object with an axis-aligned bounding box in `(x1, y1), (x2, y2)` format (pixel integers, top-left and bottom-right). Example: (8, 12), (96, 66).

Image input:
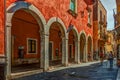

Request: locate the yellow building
(115, 0), (120, 66)
(105, 30), (114, 53)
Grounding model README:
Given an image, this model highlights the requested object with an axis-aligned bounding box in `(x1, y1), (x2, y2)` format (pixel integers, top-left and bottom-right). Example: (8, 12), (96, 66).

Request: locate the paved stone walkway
(13, 60), (118, 80)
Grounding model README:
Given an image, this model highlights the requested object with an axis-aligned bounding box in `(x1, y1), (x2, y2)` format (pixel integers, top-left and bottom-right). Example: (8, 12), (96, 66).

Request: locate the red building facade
(3, 0), (94, 79)
(0, 0), (5, 56)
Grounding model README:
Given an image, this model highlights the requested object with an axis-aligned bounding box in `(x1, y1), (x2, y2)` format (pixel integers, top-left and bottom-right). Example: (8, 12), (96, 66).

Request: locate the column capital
(41, 33), (49, 39)
(43, 33), (49, 36)
(0, 56), (6, 64)
(62, 37), (68, 40)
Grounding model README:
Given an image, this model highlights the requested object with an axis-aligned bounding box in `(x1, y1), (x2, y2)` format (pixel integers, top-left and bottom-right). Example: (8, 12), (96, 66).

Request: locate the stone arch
(70, 26), (79, 41)
(68, 26), (79, 63)
(6, 1), (46, 32)
(46, 17), (67, 38)
(79, 30), (87, 41)
(6, 1), (46, 76)
(47, 17), (69, 66)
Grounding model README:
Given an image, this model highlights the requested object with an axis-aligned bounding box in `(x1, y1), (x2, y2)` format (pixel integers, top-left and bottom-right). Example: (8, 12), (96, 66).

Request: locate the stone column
(62, 37), (68, 66)
(40, 33), (49, 71)
(6, 26), (11, 80)
(75, 40), (80, 63)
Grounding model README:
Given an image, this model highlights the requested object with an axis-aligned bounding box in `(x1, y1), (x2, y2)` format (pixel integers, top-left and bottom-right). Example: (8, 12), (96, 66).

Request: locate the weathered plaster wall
(6, 0), (93, 36)
(0, 0), (4, 55)
(11, 10), (40, 58)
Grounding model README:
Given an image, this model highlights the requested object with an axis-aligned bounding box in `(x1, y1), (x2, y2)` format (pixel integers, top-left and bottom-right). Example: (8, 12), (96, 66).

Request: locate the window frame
(27, 38), (37, 54)
(70, 0), (76, 12)
(88, 11), (91, 24)
(86, 6), (92, 28)
(68, 0), (77, 18)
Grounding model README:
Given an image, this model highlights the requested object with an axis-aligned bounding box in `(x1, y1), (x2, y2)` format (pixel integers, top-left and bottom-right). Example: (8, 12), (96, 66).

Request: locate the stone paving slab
(116, 68), (120, 80)
(13, 61), (118, 80)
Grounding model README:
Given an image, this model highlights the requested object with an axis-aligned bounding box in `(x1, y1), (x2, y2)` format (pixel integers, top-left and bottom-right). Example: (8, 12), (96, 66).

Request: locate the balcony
(99, 32), (108, 42)
(99, 20), (104, 25)
(103, 22), (107, 27)
(115, 12), (120, 26)
(67, 9), (78, 18)
(84, 0), (95, 5)
(86, 6), (92, 12)
(87, 23), (92, 28)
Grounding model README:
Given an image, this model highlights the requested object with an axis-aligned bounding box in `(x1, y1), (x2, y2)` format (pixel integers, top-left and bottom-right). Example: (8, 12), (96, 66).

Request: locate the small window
(87, 12), (92, 27)
(70, 0), (76, 12)
(88, 12), (91, 24)
(68, 0), (77, 18)
(86, 6), (92, 27)
(100, 10), (102, 21)
(27, 39), (37, 53)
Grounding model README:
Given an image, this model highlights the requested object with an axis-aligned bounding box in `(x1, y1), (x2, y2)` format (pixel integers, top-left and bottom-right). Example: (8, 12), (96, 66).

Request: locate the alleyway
(13, 59), (118, 80)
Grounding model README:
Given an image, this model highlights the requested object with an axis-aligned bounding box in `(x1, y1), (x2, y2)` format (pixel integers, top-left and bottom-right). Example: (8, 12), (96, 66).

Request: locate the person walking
(100, 51), (104, 65)
(108, 51), (114, 69)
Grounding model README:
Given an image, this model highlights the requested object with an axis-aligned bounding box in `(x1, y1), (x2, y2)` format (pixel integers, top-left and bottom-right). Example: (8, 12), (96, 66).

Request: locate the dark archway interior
(68, 30), (75, 63)
(49, 22), (65, 66)
(11, 9), (41, 73)
(88, 37), (92, 61)
(80, 34), (86, 62)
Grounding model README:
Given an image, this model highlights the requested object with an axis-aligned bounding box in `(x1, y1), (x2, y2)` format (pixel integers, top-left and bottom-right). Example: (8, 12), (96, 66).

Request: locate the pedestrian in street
(108, 51), (114, 69)
(100, 51), (104, 65)
(93, 51), (96, 60)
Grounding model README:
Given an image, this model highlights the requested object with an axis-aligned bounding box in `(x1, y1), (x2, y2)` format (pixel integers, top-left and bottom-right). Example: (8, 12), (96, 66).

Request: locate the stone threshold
(10, 69), (43, 79)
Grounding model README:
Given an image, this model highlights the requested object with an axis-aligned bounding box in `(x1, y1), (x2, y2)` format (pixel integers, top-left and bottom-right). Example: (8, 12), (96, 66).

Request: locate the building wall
(93, 0), (107, 54)
(0, 0), (4, 56)
(5, 0), (94, 65)
(5, 0), (95, 78)
(97, 0), (107, 23)
(116, 0), (120, 13)
(6, 0), (93, 36)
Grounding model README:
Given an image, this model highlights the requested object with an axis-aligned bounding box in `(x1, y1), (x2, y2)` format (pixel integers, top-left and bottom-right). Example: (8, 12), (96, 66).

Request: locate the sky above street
(100, 0), (116, 30)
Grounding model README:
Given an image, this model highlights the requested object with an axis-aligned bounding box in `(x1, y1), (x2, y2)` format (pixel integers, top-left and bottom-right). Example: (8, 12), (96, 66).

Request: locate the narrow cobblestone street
(13, 60), (118, 80)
